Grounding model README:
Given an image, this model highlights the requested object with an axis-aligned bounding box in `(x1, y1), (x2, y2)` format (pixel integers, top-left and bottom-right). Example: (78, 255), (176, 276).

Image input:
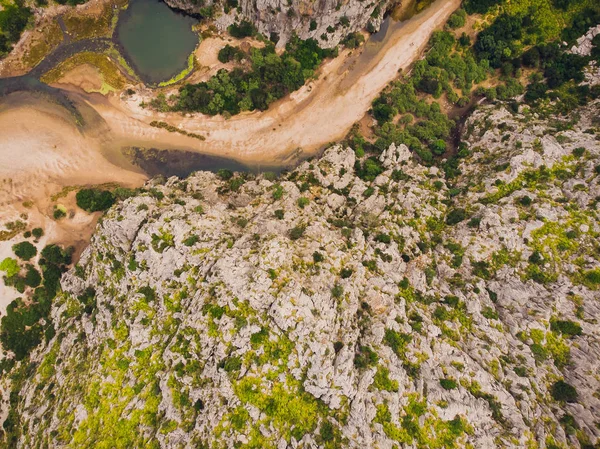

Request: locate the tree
(551, 380), (578, 402)
(12, 241), (37, 261)
(446, 208), (467, 225)
(228, 20), (256, 38)
(447, 9), (466, 29)
(76, 189), (115, 212)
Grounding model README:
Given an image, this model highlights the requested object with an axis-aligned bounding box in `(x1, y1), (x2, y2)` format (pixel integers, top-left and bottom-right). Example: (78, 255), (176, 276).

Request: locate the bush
(0, 3), (33, 57)
(41, 244), (72, 266)
(272, 184), (284, 200)
(340, 267), (353, 278)
(446, 208), (467, 225)
(572, 147), (585, 157)
(297, 197), (309, 209)
(383, 328), (411, 357)
(24, 265), (41, 288)
(550, 319), (582, 337)
(0, 258), (20, 277)
(551, 380), (578, 402)
(12, 241), (37, 261)
(354, 345), (378, 369)
(53, 207), (66, 220)
(374, 233), (391, 244)
(355, 158), (384, 181)
(519, 196), (532, 206)
(228, 20), (256, 38)
(183, 235), (199, 247)
(342, 32), (365, 49)
(218, 44), (245, 63)
(447, 9), (466, 29)
(289, 224), (306, 240)
(76, 189), (115, 212)
(440, 378), (458, 390)
(172, 37), (335, 116)
(582, 269), (600, 288)
(331, 283), (343, 298)
(32, 228), (44, 239)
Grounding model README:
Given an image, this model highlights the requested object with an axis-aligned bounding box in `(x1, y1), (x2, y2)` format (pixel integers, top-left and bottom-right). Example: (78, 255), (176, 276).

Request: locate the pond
(116, 0), (198, 84)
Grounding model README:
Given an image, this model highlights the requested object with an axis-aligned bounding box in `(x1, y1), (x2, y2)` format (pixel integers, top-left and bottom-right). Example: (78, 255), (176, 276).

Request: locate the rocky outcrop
(569, 25), (600, 86)
(10, 100), (600, 448)
(166, 0), (391, 47)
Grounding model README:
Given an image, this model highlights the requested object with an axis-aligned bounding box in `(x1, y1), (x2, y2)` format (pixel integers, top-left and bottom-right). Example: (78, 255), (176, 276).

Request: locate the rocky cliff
(166, 0), (390, 47)
(10, 100), (600, 448)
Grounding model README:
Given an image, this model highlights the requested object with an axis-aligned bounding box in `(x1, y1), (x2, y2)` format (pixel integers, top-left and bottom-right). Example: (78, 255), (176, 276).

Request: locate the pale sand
(0, 92), (146, 313)
(54, 63), (105, 93)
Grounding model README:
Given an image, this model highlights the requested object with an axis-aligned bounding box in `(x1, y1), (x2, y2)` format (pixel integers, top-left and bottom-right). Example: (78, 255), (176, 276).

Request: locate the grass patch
(148, 121), (205, 141)
(158, 52), (197, 87)
(41, 51), (127, 92)
(62, 3), (115, 41)
(22, 20), (63, 68)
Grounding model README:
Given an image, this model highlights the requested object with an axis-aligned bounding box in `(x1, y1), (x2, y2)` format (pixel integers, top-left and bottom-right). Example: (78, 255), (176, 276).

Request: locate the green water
(116, 0), (198, 84)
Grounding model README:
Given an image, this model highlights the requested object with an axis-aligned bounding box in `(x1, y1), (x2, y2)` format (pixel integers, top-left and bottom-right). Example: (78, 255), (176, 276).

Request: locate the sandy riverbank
(0, 91), (146, 310)
(77, 0), (461, 165)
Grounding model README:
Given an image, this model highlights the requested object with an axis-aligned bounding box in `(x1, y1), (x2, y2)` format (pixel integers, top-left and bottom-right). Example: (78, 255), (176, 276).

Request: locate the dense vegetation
(357, 0), (600, 168)
(368, 30), (489, 163)
(0, 243), (73, 361)
(0, 0), (32, 57)
(76, 188), (116, 212)
(153, 37), (336, 116)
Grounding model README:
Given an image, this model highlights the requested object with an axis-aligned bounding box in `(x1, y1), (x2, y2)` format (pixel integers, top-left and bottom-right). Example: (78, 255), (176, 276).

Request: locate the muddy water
(336, 0), (435, 92)
(116, 0), (198, 84)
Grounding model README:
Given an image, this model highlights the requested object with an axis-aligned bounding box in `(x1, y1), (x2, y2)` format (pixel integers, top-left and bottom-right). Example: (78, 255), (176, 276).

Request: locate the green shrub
(289, 224), (306, 240)
(582, 269), (600, 288)
(222, 356), (242, 372)
(183, 235), (200, 247)
(0, 258), (20, 277)
(467, 217), (481, 228)
(384, 329), (411, 357)
(24, 265), (41, 288)
(340, 267), (353, 279)
(519, 196), (532, 206)
(53, 207), (66, 220)
(228, 20), (256, 38)
(446, 208), (467, 225)
(31, 228), (44, 239)
(354, 346), (378, 369)
(550, 319), (582, 337)
(218, 44), (245, 63)
(76, 188), (115, 212)
(551, 380), (578, 402)
(440, 378), (458, 390)
(312, 252), (324, 263)
(331, 283), (343, 299)
(373, 366), (399, 392)
(572, 147), (585, 157)
(217, 169), (234, 180)
(297, 197), (309, 208)
(374, 233), (391, 244)
(447, 9), (466, 29)
(12, 241), (37, 261)
(272, 184), (284, 200)
(274, 209), (284, 219)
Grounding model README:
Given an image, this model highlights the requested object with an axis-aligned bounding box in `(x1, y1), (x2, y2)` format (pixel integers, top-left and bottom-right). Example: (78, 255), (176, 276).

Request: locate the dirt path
(74, 0), (460, 165)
